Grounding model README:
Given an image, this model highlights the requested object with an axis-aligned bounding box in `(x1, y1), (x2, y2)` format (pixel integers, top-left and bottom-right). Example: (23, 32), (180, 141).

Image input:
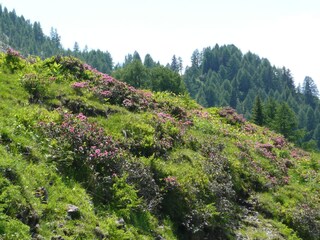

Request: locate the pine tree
(170, 55), (179, 73)
(306, 107), (316, 132)
(178, 56), (183, 75)
(50, 27), (61, 49)
(226, 54), (240, 80)
(73, 42), (80, 53)
(191, 49), (201, 68)
(196, 86), (208, 107)
(133, 51), (141, 62)
(302, 76), (319, 108)
(264, 98), (278, 126)
(124, 54), (133, 66)
(273, 102), (297, 141)
(229, 89), (237, 109)
(252, 95), (264, 126)
(313, 124), (320, 149)
(143, 54), (155, 68)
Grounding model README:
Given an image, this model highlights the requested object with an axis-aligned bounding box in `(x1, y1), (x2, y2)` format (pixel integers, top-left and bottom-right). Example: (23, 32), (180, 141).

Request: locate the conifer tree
(252, 95), (264, 126)
(302, 76), (319, 108)
(196, 86), (208, 107)
(273, 102), (297, 141)
(313, 124), (320, 149)
(143, 54), (155, 68)
(133, 51), (142, 62)
(170, 55), (179, 73)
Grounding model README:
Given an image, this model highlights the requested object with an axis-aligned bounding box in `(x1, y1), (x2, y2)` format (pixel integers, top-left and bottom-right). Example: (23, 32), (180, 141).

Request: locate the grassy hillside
(0, 49), (319, 239)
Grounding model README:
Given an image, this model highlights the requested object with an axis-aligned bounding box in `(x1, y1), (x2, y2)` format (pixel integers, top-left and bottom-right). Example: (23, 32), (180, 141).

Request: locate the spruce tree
(302, 76), (319, 108)
(143, 54), (155, 68)
(170, 55), (179, 73)
(196, 86), (208, 107)
(273, 102), (297, 141)
(252, 95), (264, 126)
(313, 124), (320, 149)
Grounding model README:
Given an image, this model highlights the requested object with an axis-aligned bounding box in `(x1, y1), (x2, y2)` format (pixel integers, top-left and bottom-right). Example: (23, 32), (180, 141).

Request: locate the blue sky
(1, 0), (320, 87)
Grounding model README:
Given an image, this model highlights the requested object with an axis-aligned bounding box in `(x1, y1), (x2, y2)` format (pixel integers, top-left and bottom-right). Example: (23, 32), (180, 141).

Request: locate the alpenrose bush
(62, 60), (157, 112)
(39, 111), (121, 199)
(218, 107), (246, 125)
(4, 48), (25, 73)
(70, 73), (156, 111)
(90, 74), (156, 111)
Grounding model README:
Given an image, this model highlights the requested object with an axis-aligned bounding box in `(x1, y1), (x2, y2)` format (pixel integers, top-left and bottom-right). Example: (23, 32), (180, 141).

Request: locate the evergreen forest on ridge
(0, 4), (319, 240)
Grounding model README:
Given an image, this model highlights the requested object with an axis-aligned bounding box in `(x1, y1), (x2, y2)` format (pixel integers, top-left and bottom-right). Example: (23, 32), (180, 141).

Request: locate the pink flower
(102, 74), (114, 83)
(7, 48), (22, 58)
(77, 113), (87, 121)
(100, 90), (112, 97)
(123, 99), (133, 107)
(72, 82), (88, 88)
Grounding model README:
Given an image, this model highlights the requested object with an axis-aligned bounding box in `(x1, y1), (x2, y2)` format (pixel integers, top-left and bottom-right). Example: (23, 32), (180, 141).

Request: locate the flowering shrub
(243, 123), (256, 133)
(290, 148), (309, 159)
(255, 142), (276, 160)
(72, 81), (88, 88)
(153, 114), (182, 156)
(91, 73), (155, 111)
(163, 176), (179, 191)
(4, 48), (25, 73)
(157, 112), (175, 123)
(192, 109), (209, 119)
(272, 136), (287, 149)
(39, 111), (120, 199)
(218, 107), (246, 125)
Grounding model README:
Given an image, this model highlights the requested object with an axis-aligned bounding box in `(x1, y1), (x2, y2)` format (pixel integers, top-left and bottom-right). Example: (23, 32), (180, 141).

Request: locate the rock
(51, 236), (65, 240)
(116, 218), (125, 229)
(32, 234), (45, 240)
(285, 160), (293, 168)
(155, 235), (166, 240)
(67, 204), (80, 219)
(35, 187), (48, 203)
(94, 227), (105, 239)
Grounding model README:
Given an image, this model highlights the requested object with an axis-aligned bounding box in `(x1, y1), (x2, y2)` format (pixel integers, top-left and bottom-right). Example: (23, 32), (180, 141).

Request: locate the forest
(1, 4), (319, 151)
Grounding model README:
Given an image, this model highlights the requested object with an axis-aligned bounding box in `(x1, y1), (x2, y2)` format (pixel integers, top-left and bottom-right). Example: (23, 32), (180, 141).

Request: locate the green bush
(3, 49), (25, 73)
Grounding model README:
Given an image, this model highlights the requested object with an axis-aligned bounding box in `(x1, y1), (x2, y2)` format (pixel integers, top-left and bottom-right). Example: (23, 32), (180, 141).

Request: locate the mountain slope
(0, 50), (319, 239)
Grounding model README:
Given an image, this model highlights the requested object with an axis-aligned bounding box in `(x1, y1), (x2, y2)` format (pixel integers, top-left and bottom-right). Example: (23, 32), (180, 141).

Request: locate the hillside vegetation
(0, 50), (319, 239)
(1, 4), (320, 151)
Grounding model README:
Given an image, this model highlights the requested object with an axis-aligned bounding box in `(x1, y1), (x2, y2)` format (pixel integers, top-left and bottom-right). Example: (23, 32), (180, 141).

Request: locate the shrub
(218, 107), (246, 125)
(39, 111), (120, 201)
(292, 203), (320, 239)
(111, 175), (142, 221)
(4, 48), (25, 73)
(20, 73), (50, 102)
(123, 161), (162, 213)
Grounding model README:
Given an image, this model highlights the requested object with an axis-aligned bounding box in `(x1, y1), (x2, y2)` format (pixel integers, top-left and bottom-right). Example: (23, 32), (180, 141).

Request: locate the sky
(1, 0), (320, 87)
